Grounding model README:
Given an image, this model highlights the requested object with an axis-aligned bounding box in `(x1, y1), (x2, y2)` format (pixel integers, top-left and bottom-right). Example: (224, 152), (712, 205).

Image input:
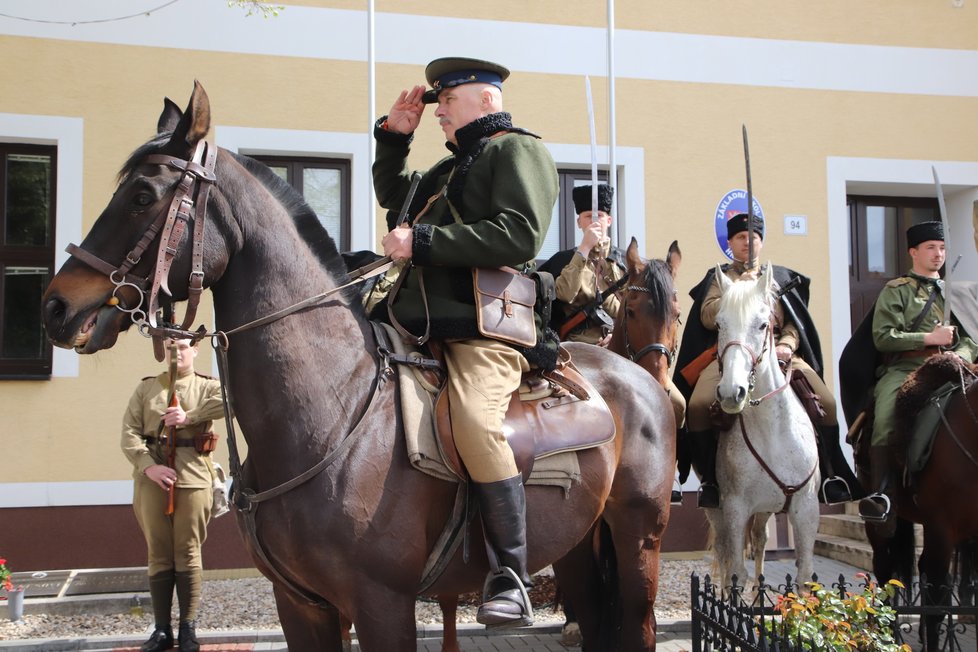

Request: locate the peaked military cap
(572, 184), (614, 215)
(726, 212), (765, 241)
(907, 221), (944, 248)
(422, 57), (510, 104)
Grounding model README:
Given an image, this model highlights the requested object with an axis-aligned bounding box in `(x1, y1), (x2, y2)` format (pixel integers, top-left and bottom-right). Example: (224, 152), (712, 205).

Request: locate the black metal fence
(691, 572), (978, 652)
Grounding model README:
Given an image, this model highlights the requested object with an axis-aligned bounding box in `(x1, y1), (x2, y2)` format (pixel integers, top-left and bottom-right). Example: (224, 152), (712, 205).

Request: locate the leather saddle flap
(435, 360), (616, 481)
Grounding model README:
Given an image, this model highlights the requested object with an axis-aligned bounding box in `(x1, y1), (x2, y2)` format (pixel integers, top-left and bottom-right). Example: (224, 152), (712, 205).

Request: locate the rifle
(163, 340), (178, 516)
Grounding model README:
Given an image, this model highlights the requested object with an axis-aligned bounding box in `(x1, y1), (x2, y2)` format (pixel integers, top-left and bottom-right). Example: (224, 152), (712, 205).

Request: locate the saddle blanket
(380, 323), (582, 494)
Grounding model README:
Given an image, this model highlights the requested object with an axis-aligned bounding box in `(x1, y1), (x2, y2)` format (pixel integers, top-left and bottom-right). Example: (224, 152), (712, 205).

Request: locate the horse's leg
(438, 595), (460, 652)
(553, 526), (604, 650)
(750, 512), (771, 584)
(919, 526), (954, 652)
(339, 612), (353, 652)
(348, 588), (418, 652)
(788, 498), (819, 584)
(715, 503), (750, 592)
(272, 584), (346, 651)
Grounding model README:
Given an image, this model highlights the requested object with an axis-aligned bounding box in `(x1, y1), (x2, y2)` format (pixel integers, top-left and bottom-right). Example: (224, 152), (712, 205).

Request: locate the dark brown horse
(854, 355), (978, 650)
(40, 82), (675, 651)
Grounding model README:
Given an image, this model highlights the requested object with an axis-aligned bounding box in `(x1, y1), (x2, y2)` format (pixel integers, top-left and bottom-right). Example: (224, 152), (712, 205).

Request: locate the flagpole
(607, 0), (618, 244)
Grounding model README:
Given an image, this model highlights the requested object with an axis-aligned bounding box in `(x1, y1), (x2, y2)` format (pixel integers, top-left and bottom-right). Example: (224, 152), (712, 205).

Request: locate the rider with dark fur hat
(673, 213), (861, 509)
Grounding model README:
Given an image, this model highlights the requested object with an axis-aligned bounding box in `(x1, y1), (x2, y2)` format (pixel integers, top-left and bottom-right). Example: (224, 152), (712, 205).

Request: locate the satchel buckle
(503, 290), (513, 317)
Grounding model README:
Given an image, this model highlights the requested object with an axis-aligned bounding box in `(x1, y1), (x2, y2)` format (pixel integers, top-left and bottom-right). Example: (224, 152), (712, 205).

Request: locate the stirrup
(479, 566), (534, 629)
(819, 476), (852, 505)
(858, 493), (891, 522)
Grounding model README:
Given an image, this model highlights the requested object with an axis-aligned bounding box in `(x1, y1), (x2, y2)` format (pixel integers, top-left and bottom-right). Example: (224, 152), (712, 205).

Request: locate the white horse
(706, 263), (819, 590)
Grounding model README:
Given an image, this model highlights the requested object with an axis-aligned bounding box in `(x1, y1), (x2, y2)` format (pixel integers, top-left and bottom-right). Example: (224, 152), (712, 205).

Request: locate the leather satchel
(473, 267), (537, 348)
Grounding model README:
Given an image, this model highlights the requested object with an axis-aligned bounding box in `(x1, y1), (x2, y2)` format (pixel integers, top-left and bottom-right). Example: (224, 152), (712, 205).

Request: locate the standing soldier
(674, 213), (859, 508)
(857, 222), (978, 529)
(122, 338), (224, 652)
(373, 56), (558, 627)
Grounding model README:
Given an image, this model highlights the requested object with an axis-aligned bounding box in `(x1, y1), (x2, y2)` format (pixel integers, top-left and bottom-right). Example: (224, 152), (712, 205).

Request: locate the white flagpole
(607, 0), (618, 244)
(367, 0), (377, 249)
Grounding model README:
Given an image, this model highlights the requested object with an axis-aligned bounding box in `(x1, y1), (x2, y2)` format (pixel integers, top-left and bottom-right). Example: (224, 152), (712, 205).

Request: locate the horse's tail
(594, 518), (620, 650)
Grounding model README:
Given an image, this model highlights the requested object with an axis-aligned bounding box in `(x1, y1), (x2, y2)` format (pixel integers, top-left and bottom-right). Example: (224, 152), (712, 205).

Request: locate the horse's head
(612, 238), (681, 385)
(714, 262), (776, 414)
(42, 82), (231, 355)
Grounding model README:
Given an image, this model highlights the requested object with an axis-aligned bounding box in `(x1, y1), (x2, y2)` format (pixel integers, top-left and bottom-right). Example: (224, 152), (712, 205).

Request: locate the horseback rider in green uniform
(858, 221), (978, 530)
(373, 57), (558, 628)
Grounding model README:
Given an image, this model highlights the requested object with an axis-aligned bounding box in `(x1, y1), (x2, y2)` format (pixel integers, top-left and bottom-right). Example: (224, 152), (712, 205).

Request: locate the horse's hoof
(561, 622), (583, 647)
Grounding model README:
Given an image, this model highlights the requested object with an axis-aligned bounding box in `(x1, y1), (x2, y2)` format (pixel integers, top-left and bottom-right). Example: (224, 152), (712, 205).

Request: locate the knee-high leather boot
(858, 445), (896, 533)
(691, 429), (720, 508)
(474, 475), (534, 628)
(816, 425), (856, 504)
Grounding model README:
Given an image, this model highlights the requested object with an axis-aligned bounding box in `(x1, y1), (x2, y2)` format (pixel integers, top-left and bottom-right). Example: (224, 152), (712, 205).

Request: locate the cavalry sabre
(931, 166), (954, 326)
(163, 339), (178, 516)
(585, 76), (600, 215)
(743, 125), (755, 269)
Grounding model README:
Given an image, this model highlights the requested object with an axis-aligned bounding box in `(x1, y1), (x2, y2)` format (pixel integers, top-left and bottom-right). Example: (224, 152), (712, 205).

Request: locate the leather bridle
(65, 140), (217, 347)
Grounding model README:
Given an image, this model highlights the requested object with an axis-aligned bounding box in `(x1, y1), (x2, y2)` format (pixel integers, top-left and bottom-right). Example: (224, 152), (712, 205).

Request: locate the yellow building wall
(1, 0), (975, 493)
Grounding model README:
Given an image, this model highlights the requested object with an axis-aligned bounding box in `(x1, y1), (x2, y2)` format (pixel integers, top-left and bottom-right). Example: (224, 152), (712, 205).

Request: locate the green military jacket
(872, 272), (978, 362)
(372, 112), (558, 365)
(121, 370), (224, 489)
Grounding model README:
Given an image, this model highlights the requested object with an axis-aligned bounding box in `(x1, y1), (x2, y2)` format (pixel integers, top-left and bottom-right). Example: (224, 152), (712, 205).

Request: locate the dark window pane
(2, 266), (50, 358)
(6, 154), (52, 246)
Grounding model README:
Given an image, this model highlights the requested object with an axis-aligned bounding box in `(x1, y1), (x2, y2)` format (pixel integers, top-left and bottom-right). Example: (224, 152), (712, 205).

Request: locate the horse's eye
(133, 193), (155, 207)
(759, 322), (769, 331)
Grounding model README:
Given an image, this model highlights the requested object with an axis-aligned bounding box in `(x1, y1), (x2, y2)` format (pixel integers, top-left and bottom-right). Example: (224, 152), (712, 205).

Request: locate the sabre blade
(932, 166), (953, 325)
(585, 76), (599, 215)
(743, 124), (754, 269)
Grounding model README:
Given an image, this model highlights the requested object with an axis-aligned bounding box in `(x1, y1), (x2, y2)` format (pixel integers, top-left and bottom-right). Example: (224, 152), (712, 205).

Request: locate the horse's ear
(666, 240), (681, 279)
(168, 81), (211, 152)
(626, 237), (644, 275)
(716, 263), (732, 294)
(157, 98), (183, 134)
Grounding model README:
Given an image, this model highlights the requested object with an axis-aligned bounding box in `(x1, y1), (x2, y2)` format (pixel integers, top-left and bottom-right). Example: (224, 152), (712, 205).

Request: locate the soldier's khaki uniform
(122, 370), (224, 575)
(871, 273), (978, 446)
(687, 261), (836, 432)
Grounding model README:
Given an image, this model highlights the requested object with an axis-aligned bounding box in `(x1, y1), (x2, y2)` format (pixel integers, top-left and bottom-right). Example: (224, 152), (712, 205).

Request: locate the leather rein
(66, 143), (395, 611)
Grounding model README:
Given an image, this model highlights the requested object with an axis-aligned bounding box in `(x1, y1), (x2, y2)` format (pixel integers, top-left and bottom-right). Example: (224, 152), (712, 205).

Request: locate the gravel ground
(0, 559), (701, 642)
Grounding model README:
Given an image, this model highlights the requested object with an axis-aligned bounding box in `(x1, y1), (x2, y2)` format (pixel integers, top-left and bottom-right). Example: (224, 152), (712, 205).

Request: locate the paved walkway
(0, 555), (904, 651)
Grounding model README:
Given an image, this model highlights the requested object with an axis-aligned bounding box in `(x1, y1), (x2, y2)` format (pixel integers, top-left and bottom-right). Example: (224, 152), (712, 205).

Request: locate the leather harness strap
(738, 413), (817, 513)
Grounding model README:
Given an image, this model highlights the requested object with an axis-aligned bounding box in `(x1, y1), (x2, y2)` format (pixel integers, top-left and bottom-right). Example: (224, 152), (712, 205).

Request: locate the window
(538, 169), (611, 262)
(252, 156), (351, 250)
(0, 144), (57, 378)
(847, 195), (938, 330)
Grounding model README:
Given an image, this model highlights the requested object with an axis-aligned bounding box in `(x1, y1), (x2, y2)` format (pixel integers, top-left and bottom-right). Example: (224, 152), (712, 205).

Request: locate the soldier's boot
(474, 475), (534, 628)
(691, 429), (720, 508)
(858, 445), (897, 537)
(816, 425), (854, 505)
(141, 569), (175, 652)
(175, 570), (202, 652)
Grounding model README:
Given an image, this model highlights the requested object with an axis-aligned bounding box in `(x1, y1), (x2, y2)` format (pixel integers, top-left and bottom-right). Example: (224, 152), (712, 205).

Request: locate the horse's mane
(718, 276), (771, 328)
(119, 136), (362, 313)
(641, 258), (677, 323)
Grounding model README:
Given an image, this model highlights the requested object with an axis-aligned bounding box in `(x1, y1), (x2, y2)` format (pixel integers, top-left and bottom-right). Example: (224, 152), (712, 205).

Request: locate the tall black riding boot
(474, 475), (534, 628)
(177, 620), (199, 652)
(691, 429), (720, 508)
(816, 425), (855, 505)
(858, 445), (897, 535)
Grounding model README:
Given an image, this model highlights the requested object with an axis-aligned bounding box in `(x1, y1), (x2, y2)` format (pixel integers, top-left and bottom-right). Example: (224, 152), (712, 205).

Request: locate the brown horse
(40, 82), (675, 651)
(854, 355), (978, 650)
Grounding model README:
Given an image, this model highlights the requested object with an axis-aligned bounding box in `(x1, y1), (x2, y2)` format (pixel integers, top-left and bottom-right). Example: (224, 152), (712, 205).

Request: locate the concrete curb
(0, 618), (694, 650)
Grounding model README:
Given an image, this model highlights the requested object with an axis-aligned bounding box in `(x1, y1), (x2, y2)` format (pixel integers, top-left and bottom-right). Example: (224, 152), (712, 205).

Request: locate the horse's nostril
(43, 296), (67, 326)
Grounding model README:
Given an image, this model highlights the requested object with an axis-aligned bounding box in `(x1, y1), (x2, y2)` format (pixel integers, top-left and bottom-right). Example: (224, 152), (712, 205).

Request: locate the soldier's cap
(907, 221), (944, 248)
(422, 57), (510, 104)
(572, 184), (614, 216)
(727, 213), (765, 241)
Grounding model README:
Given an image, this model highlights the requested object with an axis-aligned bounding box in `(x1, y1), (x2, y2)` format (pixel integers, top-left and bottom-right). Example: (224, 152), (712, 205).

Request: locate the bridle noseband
(65, 140), (217, 342)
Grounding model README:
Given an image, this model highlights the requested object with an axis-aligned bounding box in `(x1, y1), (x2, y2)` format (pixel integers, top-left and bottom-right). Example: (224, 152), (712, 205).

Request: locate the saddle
(375, 323), (616, 484)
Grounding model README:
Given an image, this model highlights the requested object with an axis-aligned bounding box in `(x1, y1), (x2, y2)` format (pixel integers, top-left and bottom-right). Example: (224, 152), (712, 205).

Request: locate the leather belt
(143, 435), (196, 447)
(897, 346), (941, 360)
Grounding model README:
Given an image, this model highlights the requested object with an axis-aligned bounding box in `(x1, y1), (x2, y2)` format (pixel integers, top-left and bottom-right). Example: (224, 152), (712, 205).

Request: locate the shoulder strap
(909, 281), (939, 332)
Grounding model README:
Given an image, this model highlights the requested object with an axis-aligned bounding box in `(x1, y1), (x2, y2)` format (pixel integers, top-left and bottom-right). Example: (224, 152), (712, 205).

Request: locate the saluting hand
(386, 86), (426, 135)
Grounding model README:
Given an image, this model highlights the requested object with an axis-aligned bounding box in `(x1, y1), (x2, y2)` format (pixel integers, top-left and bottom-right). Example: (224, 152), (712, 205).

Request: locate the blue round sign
(714, 189), (764, 260)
